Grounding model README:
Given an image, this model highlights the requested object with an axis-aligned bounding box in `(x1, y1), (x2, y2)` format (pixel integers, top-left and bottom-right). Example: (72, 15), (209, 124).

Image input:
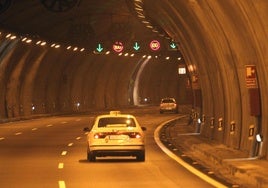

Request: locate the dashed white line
(46, 124), (53, 127)
(15, 132), (22, 136)
(61, 151), (67, 156)
(58, 163), (64, 169)
(68, 143), (73, 147)
(76, 118), (81, 122)
(76, 137), (81, 140)
(0, 137), (5, 141)
(61, 121), (67, 124)
(58, 181), (66, 188)
(32, 128), (38, 131)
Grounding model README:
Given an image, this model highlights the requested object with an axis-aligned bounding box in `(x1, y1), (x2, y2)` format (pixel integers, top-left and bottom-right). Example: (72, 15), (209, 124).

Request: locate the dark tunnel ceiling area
(0, 0), (180, 57)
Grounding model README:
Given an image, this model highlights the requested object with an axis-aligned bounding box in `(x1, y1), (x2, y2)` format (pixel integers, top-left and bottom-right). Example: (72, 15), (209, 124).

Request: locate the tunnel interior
(0, 0), (268, 160)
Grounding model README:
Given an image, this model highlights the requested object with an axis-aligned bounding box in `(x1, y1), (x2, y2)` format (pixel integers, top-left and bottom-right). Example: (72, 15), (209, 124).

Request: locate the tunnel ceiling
(0, 0), (174, 52)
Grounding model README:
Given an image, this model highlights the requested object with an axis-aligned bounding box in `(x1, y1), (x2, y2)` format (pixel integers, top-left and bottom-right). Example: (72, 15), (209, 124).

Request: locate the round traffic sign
(113, 41), (124, 53)
(149, 40), (161, 51)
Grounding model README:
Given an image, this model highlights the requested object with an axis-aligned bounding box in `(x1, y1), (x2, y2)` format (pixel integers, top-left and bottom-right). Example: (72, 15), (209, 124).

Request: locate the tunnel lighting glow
(80, 48), (85, 52)
(135, 6), (143, 10)
(67, 46), (72, 50)
(166, 57), (170, 60)
(147, 55), (152, 59)
(256, 134), (263, 142)
(118, 52), (123, 56)
(55, 44), (60, 48)
(105, 51), (110, 55)
(152, 29), (158, 33)
(22, 37), (27, 42)
(134, 3), (143, 9)
(10, 35), (17, 40)
(155, 55), (158, 58)
(73, 47), (78, 51)
(5, 33), (11, 38)
(124, 53), (129, 56)
(137, 12), (145, 18)
(36, 41), (41, 45)
(146, 25), (153, 29)
(6, 34), (17, 40)
(178, 67), (186, 75)
(188, 65), (194, 72)
(41, 41), (46, 46)
(137, 15), (145, 18)
(51, 43), (55, 47)
(135, 7), (143, 11)
(130, 53), (135, 57)
(142, 20), (149, 24)
(178, 57), (182, 60)
(142, 55), (146, 58)
(26, 39), (32, 43)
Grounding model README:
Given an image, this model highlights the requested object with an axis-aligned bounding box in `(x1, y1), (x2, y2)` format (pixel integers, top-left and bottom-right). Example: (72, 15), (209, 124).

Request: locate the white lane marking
(0, 137), (5, 141)
(58, 181), (66, 188)
(68, 143), (73, 147)
(46, 124), (53, 127)
(76, 118), (81, 121)
(15, 132), (22, 135)
(58, 163), (64, 169)
(61, 151), (67, 156)
(76, 137), (81, 140)
(61, 121), (67, 124)
(154, 116), (228, 188)
(84, 132), (88, 135)
(32, 128), (38, 131)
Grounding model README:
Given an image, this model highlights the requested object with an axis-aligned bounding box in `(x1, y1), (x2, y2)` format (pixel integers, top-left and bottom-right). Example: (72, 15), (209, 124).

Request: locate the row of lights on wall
(1, 31), (182, 62)
(133, 0), (171, 40)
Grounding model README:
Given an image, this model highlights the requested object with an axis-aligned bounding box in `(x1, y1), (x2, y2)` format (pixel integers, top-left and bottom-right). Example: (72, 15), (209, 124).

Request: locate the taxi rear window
(162, 99), (175, 103)
(98, 117), (136, 127)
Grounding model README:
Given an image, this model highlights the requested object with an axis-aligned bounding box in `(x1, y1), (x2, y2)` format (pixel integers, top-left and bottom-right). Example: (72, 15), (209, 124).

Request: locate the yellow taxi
(84, 111), (146, 161)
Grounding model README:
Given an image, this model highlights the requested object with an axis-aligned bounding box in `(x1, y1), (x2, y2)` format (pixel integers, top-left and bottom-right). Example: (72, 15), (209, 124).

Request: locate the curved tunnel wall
(146, 0), (268, 158)
(0, 34), (182, 121)
(2, 0), (268, 160)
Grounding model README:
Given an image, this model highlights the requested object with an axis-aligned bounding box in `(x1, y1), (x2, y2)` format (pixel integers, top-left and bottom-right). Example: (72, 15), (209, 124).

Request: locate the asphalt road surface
(0, 108), (214, 188)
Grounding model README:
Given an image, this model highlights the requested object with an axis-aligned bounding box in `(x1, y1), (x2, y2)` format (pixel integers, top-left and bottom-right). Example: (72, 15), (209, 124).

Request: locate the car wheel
(87, 152), (96, 162)
(136, 151), (145, 162)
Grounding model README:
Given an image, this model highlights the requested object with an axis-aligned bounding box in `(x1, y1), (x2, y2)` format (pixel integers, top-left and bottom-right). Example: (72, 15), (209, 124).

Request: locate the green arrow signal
(133, 42), (140, 51)
(170, 42), (177, 49)
(96, 43), (103, 52)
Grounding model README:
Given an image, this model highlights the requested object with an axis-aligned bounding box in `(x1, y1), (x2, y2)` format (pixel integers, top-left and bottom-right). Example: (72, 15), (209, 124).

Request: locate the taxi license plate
(109, 135), (127, 140)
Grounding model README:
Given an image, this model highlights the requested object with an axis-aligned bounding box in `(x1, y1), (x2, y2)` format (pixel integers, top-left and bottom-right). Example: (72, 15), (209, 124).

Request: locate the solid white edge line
(154, 116), (228, 188)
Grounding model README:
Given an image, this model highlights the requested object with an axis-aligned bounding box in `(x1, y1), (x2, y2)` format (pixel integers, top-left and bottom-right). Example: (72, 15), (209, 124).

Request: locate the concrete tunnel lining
(0, 0), (268, 159)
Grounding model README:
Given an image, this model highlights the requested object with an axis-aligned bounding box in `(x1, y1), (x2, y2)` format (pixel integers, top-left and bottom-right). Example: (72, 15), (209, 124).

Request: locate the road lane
(0, 109), (214, 188)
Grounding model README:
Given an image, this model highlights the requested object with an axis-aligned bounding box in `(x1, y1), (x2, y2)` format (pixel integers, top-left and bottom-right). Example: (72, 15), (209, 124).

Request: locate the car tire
(136, 151), (145, 162)
(87, 152), (96, 162)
